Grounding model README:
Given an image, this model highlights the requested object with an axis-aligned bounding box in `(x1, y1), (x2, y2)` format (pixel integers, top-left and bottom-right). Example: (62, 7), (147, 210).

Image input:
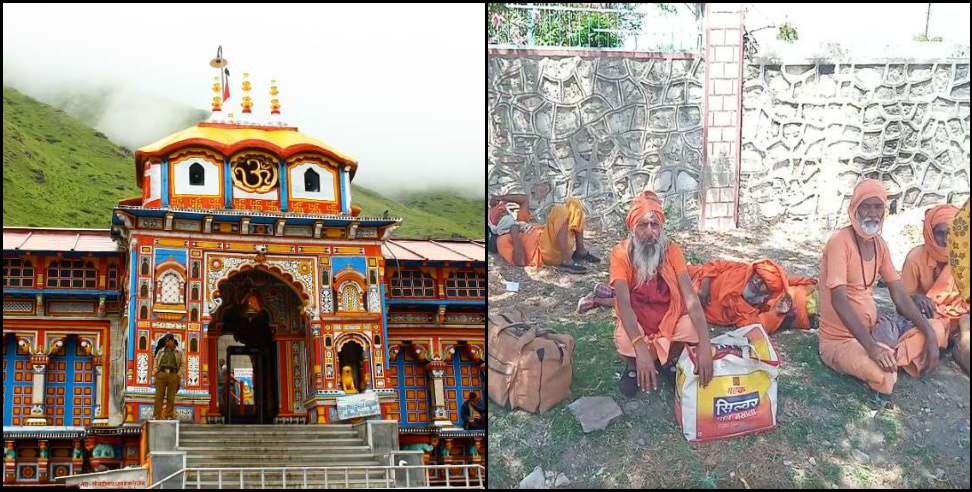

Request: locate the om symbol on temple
(231, 154), (278, 193)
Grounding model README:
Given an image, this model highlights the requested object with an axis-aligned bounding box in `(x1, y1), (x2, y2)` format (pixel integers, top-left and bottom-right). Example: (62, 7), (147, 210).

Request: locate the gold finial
(211, 76), (222, 112)
(241, 72), (253, 114)
(270, 79), (280, 115)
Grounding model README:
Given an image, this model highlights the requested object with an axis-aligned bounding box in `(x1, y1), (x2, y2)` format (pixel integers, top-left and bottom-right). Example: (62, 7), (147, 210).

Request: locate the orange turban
(923, 204), (959, 263)
(848, 179), (888, 240)
(752, 259), (788, 298)
(625, 191), (665, 231)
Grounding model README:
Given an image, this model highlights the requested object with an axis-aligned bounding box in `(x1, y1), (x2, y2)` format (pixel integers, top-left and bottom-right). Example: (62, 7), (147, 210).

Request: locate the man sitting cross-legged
(818, 179), (948, 407)
(900, 204), (969, 337)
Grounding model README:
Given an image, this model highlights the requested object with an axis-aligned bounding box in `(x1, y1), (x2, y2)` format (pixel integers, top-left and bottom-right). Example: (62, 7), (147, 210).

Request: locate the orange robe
(902, 245), (970, 331)
(818, 227), (947, 394)
(610, 239), (697, 364)
(686, 259), (787, 330)
(758, 276), (818, 333)
(496, 198), (585, 267)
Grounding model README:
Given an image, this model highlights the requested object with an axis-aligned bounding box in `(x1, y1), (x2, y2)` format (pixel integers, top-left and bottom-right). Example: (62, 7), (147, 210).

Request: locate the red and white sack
(675, 324), (780, 442)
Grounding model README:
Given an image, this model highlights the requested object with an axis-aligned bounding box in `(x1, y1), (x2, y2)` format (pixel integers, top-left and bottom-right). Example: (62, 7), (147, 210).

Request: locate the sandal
(868, 391), (895, 410)
(573, 250), (601, 264)
(557, 260), (587, 274)
(619, 368), (639, 398)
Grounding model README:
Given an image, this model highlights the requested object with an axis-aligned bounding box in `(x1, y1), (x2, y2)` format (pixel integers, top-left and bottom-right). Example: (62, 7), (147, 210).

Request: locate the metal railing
(149, 464), (486, 489)
(488, 3), (701, 52)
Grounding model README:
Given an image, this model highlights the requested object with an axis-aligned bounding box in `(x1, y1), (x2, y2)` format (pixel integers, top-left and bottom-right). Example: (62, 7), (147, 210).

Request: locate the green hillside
(2, 86), (482, 239)
(397, 191), (484, 237)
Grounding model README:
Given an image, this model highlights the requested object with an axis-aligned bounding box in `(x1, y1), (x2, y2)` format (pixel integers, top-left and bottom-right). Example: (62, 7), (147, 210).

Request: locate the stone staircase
(176, 424), (393, 488)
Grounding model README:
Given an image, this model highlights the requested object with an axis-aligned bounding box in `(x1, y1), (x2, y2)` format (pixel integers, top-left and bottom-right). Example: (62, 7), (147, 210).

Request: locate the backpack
(487, 309), (574, 413)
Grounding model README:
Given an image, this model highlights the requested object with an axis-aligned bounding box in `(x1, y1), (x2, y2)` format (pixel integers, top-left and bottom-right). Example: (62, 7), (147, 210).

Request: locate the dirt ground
(488, 220), (970, 489)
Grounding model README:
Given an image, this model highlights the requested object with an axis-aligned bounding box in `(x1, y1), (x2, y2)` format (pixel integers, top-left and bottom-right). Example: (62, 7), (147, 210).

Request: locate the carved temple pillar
(25, 353), (49, 426)
(92, 354), (105, 420)
(426, 360), (453, 427)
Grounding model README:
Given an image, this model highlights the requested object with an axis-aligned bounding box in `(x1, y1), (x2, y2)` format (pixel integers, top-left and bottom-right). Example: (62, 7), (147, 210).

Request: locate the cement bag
(675, 324), (780, 442)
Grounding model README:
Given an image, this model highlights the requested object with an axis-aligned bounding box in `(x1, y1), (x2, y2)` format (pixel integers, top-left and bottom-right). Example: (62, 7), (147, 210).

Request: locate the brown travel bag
(488, 309), (574, 413)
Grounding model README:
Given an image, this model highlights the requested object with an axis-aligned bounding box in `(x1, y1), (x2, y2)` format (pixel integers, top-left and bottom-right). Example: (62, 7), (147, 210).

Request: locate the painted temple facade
(2, 76), (485, 485)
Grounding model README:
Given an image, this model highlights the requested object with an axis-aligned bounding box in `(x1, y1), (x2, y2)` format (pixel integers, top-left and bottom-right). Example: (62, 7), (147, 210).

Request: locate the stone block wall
(740, 61), (971, 229)
(488, 50), (705, 230)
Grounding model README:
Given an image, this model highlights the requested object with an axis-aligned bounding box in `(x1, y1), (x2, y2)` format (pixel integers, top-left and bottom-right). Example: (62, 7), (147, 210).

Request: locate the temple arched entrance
(208, 268), (307, 424)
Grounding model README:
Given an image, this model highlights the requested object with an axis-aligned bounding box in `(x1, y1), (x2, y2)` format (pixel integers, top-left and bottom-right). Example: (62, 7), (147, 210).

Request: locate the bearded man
(609, 191), (713, 398)
(818, 179), (948, 406)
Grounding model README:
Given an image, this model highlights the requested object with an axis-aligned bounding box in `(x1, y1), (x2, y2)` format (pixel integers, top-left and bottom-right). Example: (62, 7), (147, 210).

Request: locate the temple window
(445, 348), (484, 425)
(156, 270), (185, 304)
(140, 284), (149, 298)
(140, 305), (148, 319)
(140, 257), (150, 276)
(446, 271), (486, 298)
(3, 258), (35, 288)
(304, 169), (320, 192)
(389, 350), (430, 425)
(390, 270), (435, 297)
(191, 285), (199, 301)
(338, 282), (363, 312)
(189, 163), (205, 186)
(107, 264), (119, 289)
(46, 259), (96, 289)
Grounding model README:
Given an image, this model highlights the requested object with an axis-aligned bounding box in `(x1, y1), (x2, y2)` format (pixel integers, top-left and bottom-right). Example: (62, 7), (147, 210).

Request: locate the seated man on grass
(608, 191), (713, 398)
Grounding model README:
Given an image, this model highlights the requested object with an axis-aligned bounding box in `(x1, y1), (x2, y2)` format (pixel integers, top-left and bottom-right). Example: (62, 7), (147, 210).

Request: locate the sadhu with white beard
(610, 191), (713, 398)
(818, 179), (948, 404)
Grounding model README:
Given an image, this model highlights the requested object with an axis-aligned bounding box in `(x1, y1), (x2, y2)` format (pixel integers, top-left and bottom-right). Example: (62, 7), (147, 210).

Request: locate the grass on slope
(396, 190), (485, 239)
(353, 186), (482, 239)
(2, 86), (140, 228)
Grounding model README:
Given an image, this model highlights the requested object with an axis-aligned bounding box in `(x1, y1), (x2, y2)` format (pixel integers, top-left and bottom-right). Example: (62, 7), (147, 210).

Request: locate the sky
(3, 3), (486, 198)
(629, 2), (969, 57)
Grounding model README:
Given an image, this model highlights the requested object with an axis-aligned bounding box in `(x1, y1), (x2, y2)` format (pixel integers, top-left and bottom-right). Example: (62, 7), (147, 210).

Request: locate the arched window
(338, 282), (363, 312)
(3, 258), (35, 288)
(140, 257), (150, 276)
(46, 259), (96, 288)
(191, 262), (199, 279)
(139, 305), (148, 320)
(191, 307), (198, 321)
(446, 271), (486, 298)
(191, 285), (199, 301)
(190, 338), (198, 352)
(138, 336), (147, 351)
(390, 270), (435, 297)
(156, 270), (185, 304)
(140, 283), (149, 298)
(304, 168), (320, 192)
(189, 162), (205, 186)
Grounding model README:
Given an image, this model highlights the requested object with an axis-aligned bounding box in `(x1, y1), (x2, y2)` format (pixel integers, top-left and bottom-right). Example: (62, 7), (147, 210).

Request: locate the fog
(3, 3), (486, 198)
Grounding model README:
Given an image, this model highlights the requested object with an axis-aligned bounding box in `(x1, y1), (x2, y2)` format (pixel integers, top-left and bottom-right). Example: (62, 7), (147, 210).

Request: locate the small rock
(567, 396), (624, 433)
(935, 468), (945, 479)
(783, 460), (793, 467)
(851, 449), (869, 464)
(520, 466), (546, 489)
(554, 474), (570, 487)
(545, 471), (557, 480)
(729, 471), (736, 479)
(808, 457), (817, 466)
(636, 438), (647, 447)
